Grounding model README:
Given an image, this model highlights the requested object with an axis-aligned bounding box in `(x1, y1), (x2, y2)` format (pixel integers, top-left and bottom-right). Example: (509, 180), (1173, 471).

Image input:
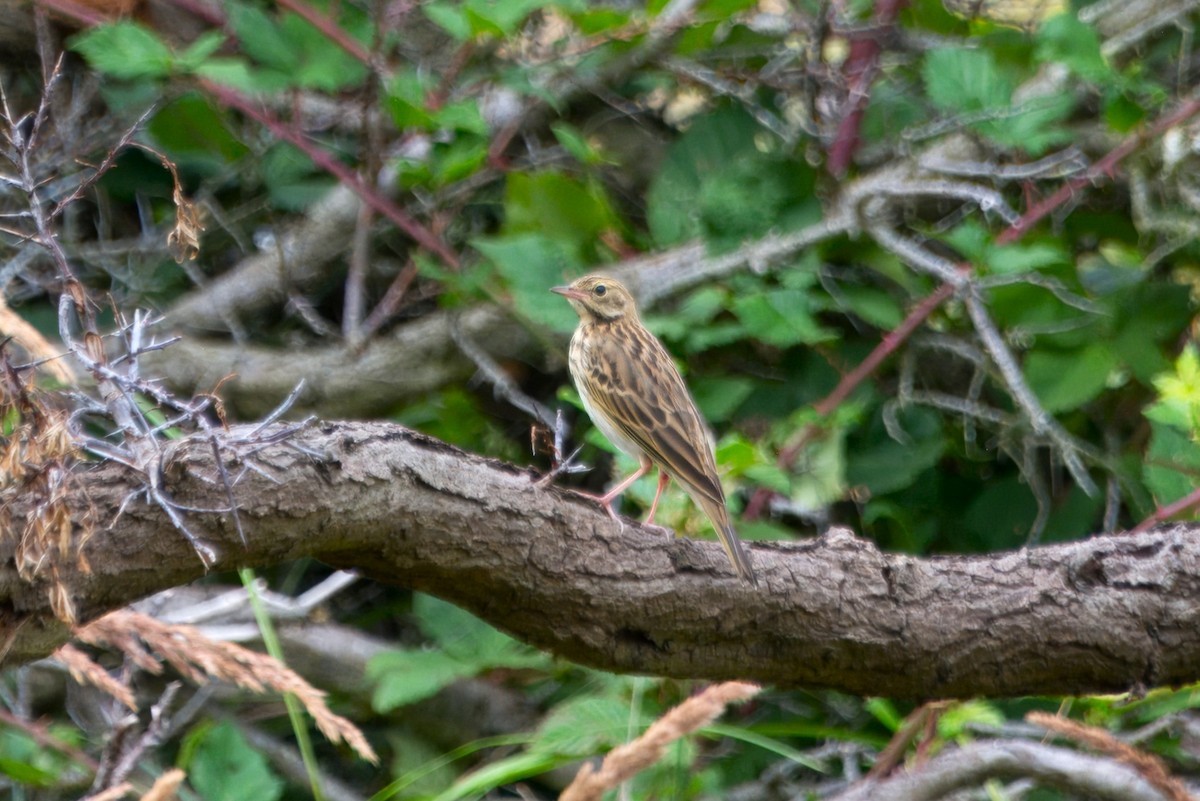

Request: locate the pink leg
(584, 457), (652, 521)
(644, 471), (671, 525)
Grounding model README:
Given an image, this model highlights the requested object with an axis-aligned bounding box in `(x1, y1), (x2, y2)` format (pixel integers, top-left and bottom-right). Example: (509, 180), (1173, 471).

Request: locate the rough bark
(3, 420), (1198, 700)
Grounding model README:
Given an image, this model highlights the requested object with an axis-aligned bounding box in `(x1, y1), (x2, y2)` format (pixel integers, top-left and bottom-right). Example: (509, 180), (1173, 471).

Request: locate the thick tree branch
(830, 740), (1173, 801)
(3, 421), (1199, 700)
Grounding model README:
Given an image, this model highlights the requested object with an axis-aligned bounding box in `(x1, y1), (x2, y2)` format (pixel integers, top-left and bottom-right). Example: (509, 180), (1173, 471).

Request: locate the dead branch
(830, 739), (1181, 801)
(2, 420), (1199, 701)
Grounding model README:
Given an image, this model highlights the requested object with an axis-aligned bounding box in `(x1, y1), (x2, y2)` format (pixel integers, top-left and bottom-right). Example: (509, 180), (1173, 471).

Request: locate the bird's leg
(582, 457), (652, 521)
(644, 471), (671, 525)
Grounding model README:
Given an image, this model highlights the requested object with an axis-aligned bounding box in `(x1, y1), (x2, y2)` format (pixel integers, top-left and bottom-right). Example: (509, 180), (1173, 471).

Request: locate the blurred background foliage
(3, 0), (1200, 796)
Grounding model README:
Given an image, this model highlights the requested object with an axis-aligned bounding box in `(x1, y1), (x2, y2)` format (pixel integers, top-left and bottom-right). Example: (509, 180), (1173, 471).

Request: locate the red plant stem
(33, 0), (106, 25)
(781, 282), (956, 465)
(742, 280), (956, 519)
(199, 78), (460, 269)
(998, 93), (1200, 245)
(826, 0), (911, 177)
(1128, 487), (1200, 535)
(751, 93), (1200, 520)
(274, 0), (375, 68)
(0, 707), (99, 772)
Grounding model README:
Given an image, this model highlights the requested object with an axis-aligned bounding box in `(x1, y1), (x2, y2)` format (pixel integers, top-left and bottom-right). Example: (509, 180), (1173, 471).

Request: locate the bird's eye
(594, 284), (607, 296)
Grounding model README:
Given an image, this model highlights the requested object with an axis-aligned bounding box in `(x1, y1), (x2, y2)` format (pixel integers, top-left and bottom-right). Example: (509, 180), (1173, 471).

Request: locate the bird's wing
(579, 321), (726, 506)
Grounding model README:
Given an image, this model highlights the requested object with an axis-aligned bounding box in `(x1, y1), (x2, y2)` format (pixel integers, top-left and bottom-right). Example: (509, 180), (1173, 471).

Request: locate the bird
(551, 275), (758, 586)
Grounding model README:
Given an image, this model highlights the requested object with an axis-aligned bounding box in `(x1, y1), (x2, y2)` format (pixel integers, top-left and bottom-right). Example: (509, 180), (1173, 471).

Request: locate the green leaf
(432, 751), (564, 801)
(176, 30), (227, 71)
(788, 420), (847, 512)
(467, 0), (553, 37)
(937, 701), (1005, 741)
(0, 757), (57, 788)
(69, 22), (174, 80)
(431, 136), (489, 184)
(690, 376), (755, 422)
(1105, 92), (1146, 133)
(987, 241), (1068, 275)
(923, 47), (1012, 114)
(188, 722), (283, 801)
(647, 108), (762, 246)
(193, 59), (291, 93)
(262, 144), (334, 211)
(839, 285), (904, 329)
(367, 649), (475, 711)
(282, 13), (369, 91)
(846, 407), (944, 496)
(1035, 14), (1111, 82)
(978, 93), (1075, 155)
(227, 2), (298, 73)
(961, 477), (1040, 549)
(731, 289), (835, 348)
(413, 594), (548, 669)
(502, 171), (619, 258)
(1024, 343), (1117, 413)
(148, 93), (249, 171)
(551, 121), (610, 165)
(532, 696), (633, 757)
(474, 234), (582, 332)
(1143, 346), (1200, 507)
(437, 101), (489, 135)
(423, 2), (473, 40)
(386, 69), (436, 129)
(864, 698), (903, 731)
(569, 7), (630, 35)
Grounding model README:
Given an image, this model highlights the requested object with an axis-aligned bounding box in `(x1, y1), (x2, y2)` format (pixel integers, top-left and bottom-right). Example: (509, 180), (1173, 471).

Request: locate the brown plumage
(551, 275), (758, 586)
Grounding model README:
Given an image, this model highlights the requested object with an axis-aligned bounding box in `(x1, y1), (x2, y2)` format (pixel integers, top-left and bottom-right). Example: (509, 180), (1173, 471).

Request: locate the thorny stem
(749, 91), (1200, 520)
(198, 79), (461, 270)
(826, 0), (911, 177)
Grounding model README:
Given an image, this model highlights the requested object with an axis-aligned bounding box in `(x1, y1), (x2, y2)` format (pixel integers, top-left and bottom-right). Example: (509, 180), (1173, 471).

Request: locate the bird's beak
(551, 286), (588, 301)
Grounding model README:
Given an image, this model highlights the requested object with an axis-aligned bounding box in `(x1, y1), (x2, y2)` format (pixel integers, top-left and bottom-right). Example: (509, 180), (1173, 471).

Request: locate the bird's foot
(573, 488), (627, 529)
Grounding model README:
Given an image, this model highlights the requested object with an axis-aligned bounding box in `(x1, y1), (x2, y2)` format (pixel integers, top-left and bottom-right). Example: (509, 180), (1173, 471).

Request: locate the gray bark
(3, 420), (1198, 700)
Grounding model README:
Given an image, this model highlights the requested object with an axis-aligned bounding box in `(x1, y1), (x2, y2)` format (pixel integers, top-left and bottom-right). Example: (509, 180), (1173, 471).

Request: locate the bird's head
(550, 275), (638, 323)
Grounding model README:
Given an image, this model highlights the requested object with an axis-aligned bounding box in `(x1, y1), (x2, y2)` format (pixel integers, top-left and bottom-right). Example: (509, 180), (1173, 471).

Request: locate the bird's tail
(697, 497), (758, 586)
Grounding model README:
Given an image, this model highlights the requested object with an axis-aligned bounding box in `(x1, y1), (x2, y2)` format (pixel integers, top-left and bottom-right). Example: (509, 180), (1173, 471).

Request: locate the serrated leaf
(70, 22), (174, 80)
(367, 649), (474, 711)
(978, 93), (1075, 155)
(731, 289), (835, 348)
(176, 30), (226, 71)
(1024, 343), (1117, 413)
(227, 2), (298, 72)
(188, 722), (283, 801)
(1035, 14), (1111, 82)
(414, 594), (548, 669)
(502, 171), (619, 257)
(647, 108), (762, 246)
(532, 697), (633, 756)
(474, 234), (582, 332)
(282, 13), (368, 91)
(923, 48), (1012, 113)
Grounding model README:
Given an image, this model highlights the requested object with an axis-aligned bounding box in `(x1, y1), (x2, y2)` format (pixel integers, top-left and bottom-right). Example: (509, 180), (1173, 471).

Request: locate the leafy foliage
(5, 0), (1200, 797)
